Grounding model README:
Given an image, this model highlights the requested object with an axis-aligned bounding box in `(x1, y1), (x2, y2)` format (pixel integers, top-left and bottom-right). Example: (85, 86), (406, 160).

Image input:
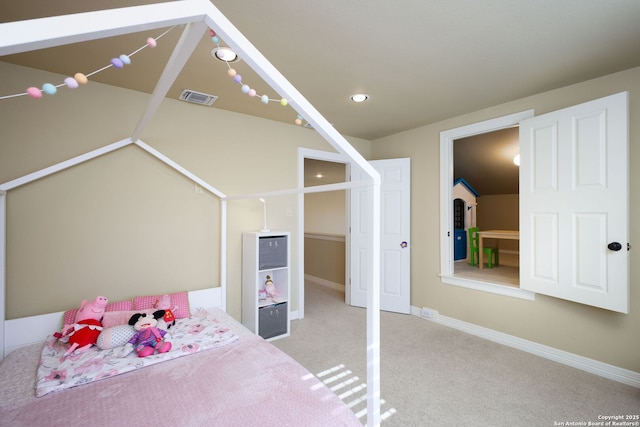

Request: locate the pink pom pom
(146, 37), (157, 48)
(26, 87), (42, 99)
(209, 29), (216, 37)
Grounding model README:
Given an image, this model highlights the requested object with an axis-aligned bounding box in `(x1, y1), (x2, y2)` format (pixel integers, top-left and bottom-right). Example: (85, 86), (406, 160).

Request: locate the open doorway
(300, 156), (349, 318)
(452, 127), (520, 286)
(298, 152), (411, 316)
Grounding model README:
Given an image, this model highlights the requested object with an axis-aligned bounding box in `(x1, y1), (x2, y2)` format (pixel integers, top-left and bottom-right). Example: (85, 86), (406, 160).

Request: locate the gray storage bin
(259, 235), (287, 269)
(258, 302), (287, 339)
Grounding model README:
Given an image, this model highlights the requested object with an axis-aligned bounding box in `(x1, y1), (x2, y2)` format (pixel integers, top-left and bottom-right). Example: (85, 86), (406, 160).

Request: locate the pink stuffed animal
(61, 296), (108, 356)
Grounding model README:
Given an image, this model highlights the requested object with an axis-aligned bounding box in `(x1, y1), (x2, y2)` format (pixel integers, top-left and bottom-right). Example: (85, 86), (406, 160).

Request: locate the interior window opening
(452, 127), (520, 288)
(440, 109), (534, 301)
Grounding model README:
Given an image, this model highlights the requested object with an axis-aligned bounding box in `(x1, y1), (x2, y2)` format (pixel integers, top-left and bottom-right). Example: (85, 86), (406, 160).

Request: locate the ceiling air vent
(179, 90), (218, 106)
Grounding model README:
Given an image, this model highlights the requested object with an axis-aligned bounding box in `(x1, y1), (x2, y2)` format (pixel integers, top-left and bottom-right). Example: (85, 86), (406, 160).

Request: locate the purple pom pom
(111, 58), (124, 69)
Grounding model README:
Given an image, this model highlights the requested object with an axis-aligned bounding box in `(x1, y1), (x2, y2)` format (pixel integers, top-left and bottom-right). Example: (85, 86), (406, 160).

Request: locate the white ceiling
(2, 0), (640, 194)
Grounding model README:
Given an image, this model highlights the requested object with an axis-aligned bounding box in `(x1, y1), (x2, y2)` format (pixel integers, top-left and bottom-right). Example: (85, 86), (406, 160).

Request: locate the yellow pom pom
(280, 98), (288, 107)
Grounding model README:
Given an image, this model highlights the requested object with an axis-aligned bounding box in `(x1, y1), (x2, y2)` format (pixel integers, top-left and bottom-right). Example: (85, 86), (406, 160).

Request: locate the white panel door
(350, 158), (411, 314)
(519, 92), (629, 313)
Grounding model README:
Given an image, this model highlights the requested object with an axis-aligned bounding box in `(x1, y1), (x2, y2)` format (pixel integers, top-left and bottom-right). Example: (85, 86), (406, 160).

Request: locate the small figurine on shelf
(264, 275), (277, 299)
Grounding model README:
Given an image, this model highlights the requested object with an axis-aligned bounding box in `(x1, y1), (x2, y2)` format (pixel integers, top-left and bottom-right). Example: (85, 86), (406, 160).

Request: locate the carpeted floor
(272, 283), (640, 426)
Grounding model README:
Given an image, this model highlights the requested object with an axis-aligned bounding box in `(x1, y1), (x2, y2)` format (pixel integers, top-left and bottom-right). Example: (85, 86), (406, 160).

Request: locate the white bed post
(0, 190), (6, 359)
(220, 199), (228, 312)
(368, 181), (382, 427)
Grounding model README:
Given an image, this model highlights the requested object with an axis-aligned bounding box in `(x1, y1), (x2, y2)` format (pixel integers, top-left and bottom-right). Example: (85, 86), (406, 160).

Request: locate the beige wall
(304, 190), (346, 235)
(372, 66), (640, 372)
(477, 194), (519, 256)
(0, 62), (370, 321)
(304, 237), (345, 285)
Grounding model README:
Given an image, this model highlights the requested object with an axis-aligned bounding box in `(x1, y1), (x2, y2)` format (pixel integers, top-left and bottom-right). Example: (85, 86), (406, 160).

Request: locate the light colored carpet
(272, 283), (640, 426)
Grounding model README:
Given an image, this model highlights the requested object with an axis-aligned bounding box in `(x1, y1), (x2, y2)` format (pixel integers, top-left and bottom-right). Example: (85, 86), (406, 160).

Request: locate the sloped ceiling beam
(0, 1), (206, 55)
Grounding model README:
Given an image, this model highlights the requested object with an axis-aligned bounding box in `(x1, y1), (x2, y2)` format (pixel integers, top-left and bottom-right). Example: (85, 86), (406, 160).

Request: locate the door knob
(607, 242), (622, 251)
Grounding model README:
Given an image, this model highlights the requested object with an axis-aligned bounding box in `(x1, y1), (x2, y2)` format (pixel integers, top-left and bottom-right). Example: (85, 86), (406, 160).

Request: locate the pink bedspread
(0, 309), (361, 427)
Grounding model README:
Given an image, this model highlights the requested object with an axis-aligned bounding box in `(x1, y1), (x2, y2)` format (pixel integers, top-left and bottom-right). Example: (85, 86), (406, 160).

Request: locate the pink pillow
(133, 292), (190, 319)
(102, 311), (133, 328)
(63, 300), (132, 325)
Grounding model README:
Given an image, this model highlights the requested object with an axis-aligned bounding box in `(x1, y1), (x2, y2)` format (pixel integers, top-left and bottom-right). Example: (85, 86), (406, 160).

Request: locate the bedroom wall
(304, 237), (345, 287)
(0, 62), (371, 321)
(371, 66), (640, 373)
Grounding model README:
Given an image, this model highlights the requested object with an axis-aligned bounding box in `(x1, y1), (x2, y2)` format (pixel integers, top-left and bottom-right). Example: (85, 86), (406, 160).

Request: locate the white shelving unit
(242, 231), (290, 340)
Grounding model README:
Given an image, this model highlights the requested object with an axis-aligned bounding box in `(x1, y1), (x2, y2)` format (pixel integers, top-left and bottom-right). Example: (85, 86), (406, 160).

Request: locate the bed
(0, 288), (361, 426)
(0, 1), (383, 425)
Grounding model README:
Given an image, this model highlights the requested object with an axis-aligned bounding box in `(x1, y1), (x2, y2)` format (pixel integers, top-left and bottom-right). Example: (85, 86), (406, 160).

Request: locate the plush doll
(59, 296), (108, 356)
(153, 294), (177, 329)
(264, 275), (277, 299)
(120, 310), (172, 357)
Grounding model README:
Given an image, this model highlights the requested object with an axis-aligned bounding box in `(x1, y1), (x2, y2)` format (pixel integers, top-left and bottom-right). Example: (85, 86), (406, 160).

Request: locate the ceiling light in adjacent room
(211, 47), (239, 62)
(350, 93), (369, 103)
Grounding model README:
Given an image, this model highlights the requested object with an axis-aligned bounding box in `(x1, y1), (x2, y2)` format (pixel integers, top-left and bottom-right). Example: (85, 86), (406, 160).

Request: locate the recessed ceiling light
(350, 93), (370, 103)
(211, 47), (240, 63)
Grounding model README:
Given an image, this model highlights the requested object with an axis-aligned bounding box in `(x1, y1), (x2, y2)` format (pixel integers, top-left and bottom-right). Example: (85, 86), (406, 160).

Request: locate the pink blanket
(0, 308), (361, 427)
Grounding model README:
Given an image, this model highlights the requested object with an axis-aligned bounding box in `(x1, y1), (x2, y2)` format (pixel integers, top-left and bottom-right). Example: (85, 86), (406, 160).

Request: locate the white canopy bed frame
(0, 137), (228, 350)
(0, 1), (382, 425)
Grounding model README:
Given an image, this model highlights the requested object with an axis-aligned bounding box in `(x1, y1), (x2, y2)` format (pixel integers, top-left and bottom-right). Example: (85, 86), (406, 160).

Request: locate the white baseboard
(410, 306), (640, 388)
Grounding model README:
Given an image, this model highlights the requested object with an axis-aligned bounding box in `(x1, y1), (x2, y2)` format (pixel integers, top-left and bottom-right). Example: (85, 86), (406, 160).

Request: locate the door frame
(439, 109), (535, 300)
(297, 148), (350, 319)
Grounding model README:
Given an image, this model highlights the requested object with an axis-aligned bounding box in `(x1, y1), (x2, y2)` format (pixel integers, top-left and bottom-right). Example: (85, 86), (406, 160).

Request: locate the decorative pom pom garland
(207, 28), (303, 126)
(0, 28), (166, 101)
(1, 26), (307, 127)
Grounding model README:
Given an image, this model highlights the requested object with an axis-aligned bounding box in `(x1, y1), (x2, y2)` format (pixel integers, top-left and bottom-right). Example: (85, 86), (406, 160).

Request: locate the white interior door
(350, 158), (411, 314)
(519, 92), (629, 313)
